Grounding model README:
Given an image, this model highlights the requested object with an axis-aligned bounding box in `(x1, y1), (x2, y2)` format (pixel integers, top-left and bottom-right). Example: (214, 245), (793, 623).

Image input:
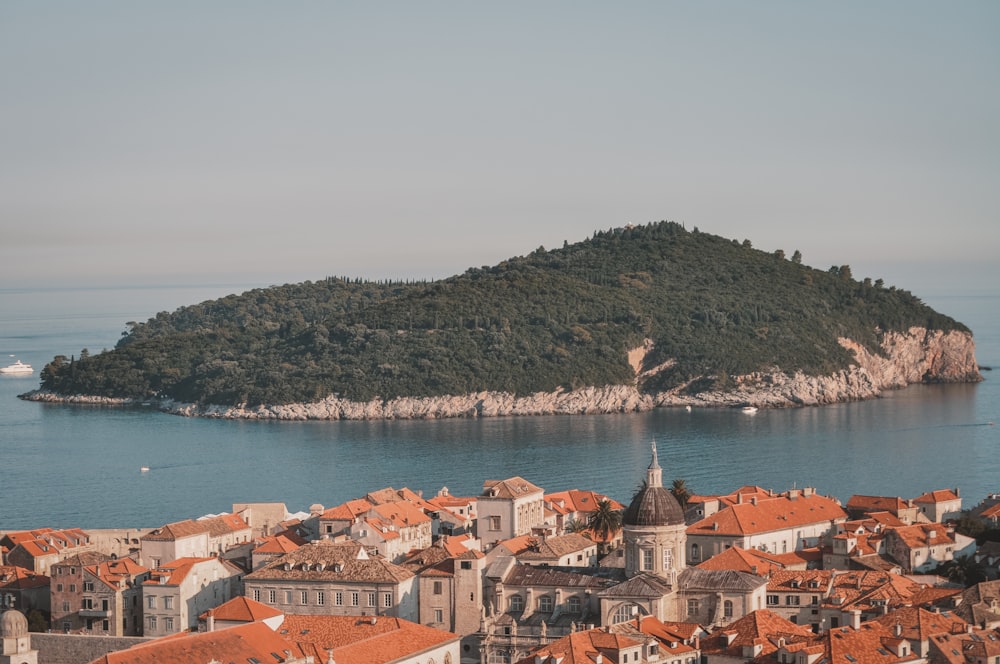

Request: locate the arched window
(508, 594), (524, 612)
(612, 603), (639, 624)
(724, 600), (734, 619)
(690, 543), (700, 561)
(538, 595), (553, 612)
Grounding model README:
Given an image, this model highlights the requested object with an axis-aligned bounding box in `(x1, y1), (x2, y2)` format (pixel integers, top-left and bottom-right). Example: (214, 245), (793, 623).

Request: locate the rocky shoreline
(20, 327), (982, 421)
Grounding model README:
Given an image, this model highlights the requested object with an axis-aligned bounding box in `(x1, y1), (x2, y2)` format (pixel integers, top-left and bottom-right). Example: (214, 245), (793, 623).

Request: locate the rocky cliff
(22, 326), (980, 420)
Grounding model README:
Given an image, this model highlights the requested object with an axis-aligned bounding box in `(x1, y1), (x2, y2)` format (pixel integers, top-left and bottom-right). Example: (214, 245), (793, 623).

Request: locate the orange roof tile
(517, 627), (645, 664)
(912, 490), (960, 504)
(688, 494), (846, 537)
(698, 546), (788, 575)
(88, 620), (307, 663)
(278, 614), (458, 664)
(200, 595), (283, 622)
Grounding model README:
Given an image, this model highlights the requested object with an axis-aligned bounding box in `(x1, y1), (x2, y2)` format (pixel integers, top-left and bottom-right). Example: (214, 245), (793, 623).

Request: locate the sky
(2, 2), (998, 297)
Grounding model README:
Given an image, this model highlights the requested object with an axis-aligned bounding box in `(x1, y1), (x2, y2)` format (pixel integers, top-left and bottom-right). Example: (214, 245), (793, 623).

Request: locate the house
(277, 614), (461, 664)
(514, 627), (659, 664)
(232, 502), (289, 538)
(699, 609), (814, 664)
(846, 496), (921, 525)
(348, 500), (433, 562)
(927, 625), (1000, 664)
(765, 570), (835, 630)
(139, 513), (252, 568)
(426, 487), (478, 538)
(84, 620), (313, 663)
(49, 551), (113, 633)
(883, 524), (974, 573)
(951, 580), (1000, 629)
(141, 556), (243, 637)
(413, 548), (486, 652)
(822, 570), (926, 630)
(610, 615), (706, 664)
(912, 491), (963, 524)
(686, 488), (847, 564)
(544, 489), (625, 535)
(516, 534), (599, 568)
(478, 477), (546, 548)
(770, 621), (921, 664)
(0, 565), (49, 617)
(873, 607), (967, 656)
(3, 528), (94, 575)
(77, 558), (149, 636)
(199, 595), (284, 632)
(251, 532), (306, 570)
(698, 546), (800, 576)
(242, 540), (418, 621)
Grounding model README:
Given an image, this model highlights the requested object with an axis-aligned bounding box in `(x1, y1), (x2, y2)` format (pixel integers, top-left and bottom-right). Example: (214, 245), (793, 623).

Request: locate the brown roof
(278, 614), (459, 664)
(200, 595), (283, 622)
(482, 477), (543, 499)
(245, 541), (414, 584)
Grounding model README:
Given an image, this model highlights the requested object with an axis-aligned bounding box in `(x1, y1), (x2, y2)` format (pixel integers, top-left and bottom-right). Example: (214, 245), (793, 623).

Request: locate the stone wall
(31, 633), (151, 664)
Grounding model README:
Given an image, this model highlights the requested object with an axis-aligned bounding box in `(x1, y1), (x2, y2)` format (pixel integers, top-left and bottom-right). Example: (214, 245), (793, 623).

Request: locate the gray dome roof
(0, 609), (28, 638)
(623, 484), (685, 527)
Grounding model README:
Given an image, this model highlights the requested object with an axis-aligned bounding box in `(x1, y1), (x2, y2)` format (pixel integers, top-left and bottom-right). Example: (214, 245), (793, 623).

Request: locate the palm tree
(671, 478), (692, 508)
(588, 499), (623, 553)
(565, 519), (590, 534)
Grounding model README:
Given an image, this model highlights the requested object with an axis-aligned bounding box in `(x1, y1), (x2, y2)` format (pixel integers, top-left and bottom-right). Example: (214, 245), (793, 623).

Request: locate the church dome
(622, 443), (685, 527)
(0, 609), (28, 639)
(623, 484), (685, 527)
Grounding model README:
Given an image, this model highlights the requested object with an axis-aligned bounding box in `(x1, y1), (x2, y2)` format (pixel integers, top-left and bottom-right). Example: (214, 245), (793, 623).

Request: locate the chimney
(894, 623), (902, 637)
(206, 614), (215, 632)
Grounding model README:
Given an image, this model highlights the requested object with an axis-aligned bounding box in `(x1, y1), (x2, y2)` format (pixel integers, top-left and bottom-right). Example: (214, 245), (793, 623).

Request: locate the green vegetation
(38, 222), (967, 407)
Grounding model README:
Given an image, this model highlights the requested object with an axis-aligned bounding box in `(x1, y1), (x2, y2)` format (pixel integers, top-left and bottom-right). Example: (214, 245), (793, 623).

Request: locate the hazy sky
(2, 2), (997, 295)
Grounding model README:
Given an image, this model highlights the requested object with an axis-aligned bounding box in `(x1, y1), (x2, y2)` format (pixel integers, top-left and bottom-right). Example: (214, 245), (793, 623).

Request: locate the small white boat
(140, 466), (150, 473)
(741, 406), (758, 415)
(685, 405), (692, 413)
(0, 359), (33, 375)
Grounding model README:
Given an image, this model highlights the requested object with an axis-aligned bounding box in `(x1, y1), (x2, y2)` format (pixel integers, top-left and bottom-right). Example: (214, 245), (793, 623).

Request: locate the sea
(0, 284), (997, 531)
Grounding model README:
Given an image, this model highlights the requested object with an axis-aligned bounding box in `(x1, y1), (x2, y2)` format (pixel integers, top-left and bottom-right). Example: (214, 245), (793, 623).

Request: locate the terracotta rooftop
(517, 533), (595, 561)
(701, 609), (813, 658)
(698, 546), (790, 575)
(913, 490), (961, 504)
(688, 493), (846, 537)
(516, 627), (645, 664)
(200, 595), (284, 623)
(278, 614), (459, 664)
(482, 477), (543, 500)
(86, 620), (308, 663)
(245, 541), (414, 584)
(873, 607), (967, 641)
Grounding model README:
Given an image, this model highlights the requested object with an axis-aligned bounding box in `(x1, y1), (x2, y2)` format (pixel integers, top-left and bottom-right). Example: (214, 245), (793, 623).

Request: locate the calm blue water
(0, 285), (997, 530)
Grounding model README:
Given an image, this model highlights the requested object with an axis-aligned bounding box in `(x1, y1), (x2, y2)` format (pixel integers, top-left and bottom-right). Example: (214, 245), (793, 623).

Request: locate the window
(490, 516), (502, 531)
(612, 603), (639, 624)
(62, 601), (70, 612)
(252, 589), (260, 602)
(147, 596), (156, 609)
(284, 590), (293, 605)
(568, 596), (582, 613)
(433, 581), (443, 595)
(767, 595), (779, 605)
(786, 595), (800, 606)
(102, 619), (109, 631)
(812, 595), (819, 605)
(164, 596), (173, 609)
(351, 592), (359, 607)
(509, 595), (524, 612)
(724, 600), (734, 619)
(434, 609), (444, 623)
(368, 592), (376, 607)
(317, 591), (325, 606)
(384, 593), (392, 608)
(83, 581), (94, 591)
(335, 592), (343, 606)
(83, 598), (93, 609)
(538, 595), (553, 612)
(57, 583), (63, 592)
(69, 583), (76, 592)
(460, 561), (472, 570)
(663, 548), (673, 570)
(301, 591), (309, 605)
(687, 599), (700, 616)
(269, 590), (277, 604)
(147, 616), (157, 632)
(690, 543), (700, 561)
(642, 548), (654, 570)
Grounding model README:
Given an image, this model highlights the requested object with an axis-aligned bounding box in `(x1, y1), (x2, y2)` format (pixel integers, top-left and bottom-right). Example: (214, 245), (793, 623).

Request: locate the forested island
(22, 222), (982, 419)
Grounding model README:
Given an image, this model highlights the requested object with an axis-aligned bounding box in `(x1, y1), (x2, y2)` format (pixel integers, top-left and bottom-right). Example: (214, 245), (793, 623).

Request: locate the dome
(622, 442), (685, 527)
(0, 609), (28, 639)
(623, 484), (685, 527)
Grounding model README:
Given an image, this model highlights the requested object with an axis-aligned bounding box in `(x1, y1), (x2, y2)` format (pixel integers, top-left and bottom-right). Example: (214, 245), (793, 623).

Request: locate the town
(2, 446), (1000, 664)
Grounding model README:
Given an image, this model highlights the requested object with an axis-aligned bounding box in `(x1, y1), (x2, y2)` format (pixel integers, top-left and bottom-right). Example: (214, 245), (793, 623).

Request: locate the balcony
(79, 609), (110, 618)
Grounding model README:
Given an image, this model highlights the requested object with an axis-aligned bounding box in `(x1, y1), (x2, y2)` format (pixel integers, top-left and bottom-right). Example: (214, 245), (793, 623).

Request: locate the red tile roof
(278, 614), (458, 664)
(698, 546), (789, 575)
(0, 565), (49, 590)
(200, 595), (283, 623)
(912, 490), (960, 504)
(688, 494), (846, 537)
(87, 620), (308, 663)
(516, 627), (645, 664)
